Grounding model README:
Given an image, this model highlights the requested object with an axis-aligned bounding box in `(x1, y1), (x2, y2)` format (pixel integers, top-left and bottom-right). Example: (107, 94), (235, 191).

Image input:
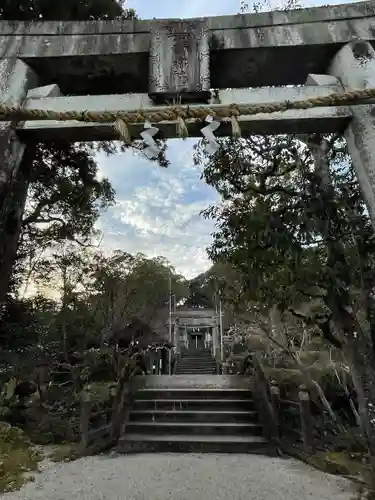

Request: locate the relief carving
(149, 20), (211, 103)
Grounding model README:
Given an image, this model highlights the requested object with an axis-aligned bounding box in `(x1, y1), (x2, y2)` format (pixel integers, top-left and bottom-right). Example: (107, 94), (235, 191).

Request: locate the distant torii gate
(1, 0), (375, 302)
(172, 308), (221, 359)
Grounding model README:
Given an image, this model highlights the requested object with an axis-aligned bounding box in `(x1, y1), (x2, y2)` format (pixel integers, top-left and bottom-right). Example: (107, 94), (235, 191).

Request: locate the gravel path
(3, 453), (354, 500)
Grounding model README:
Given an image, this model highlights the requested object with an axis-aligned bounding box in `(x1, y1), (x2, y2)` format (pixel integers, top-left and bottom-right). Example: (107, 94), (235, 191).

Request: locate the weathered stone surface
(175, 308), (216, 327)
(132, 375), (253, 389)
(329, 41), (375, 226)
(26, 83), (62, 98)
(18, 84), (352, 141)
(17, 111), (351, 142)
(0, 59), (37, 182)
(148, 20), (210, 103)
(305, 74), (341, 86)
(0, 58), (38, 203)
(0, 58), (38, 306)
(0, 1), (373, 94)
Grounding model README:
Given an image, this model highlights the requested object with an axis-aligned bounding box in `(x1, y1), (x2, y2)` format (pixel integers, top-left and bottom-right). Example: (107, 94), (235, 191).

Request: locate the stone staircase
(175, 349), (217, 374)
(117, 375), (273, 454)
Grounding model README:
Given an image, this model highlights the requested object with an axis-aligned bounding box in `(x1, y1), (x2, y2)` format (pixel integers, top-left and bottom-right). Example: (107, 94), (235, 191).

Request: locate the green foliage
(0, 294), (61, 380)
(195, 134), (375, 332)
(21, 144), (115, 251)
(27, 413), (78, 444)
(83, 348), (114, 381)
(85, 250), (188, 334)
(184, 261), (244, 318)
(196, 131), (375, 458)
(0, 244), (190, 446)
(0, 0), (136, 302)
(0, 297), (40, 351)
(49, 443), (81, 462)
(185, 275), (214, 308)
(0, 0), (136, 20)
(8, 246), (189, 359)
(0, 423), (42, 493)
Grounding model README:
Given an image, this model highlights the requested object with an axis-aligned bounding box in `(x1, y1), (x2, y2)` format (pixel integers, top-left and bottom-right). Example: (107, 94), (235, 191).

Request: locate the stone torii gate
(172, 308), (221, 358)
(1, 0), (375, 302)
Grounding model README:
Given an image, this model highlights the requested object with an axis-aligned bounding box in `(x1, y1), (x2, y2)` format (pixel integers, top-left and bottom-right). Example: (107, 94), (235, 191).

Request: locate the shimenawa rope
(0, 87), (374, 141)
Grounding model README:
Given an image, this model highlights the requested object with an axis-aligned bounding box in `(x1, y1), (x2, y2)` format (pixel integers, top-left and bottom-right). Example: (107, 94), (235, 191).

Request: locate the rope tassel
(176, 116), (189, 139)
(114, 118), (131, 143)
(230, 115), (241, 138)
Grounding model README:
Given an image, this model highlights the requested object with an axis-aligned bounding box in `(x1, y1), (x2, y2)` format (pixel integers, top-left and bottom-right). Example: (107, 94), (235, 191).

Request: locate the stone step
(178, 360), (215, 364)
(178, 363), (216, 366)
(117, 433), (273, 454)
(177, 363), (217, 367)
(129, 409), (259, 423)
(177, 361), (216, 364)
(180, 356), (214, 359)
(176, 364), (217, 368)
(174, 373), (217, 375)
(175, 370), (217, 374)
(131, 374), (253, 390)
(177, 362), (216, 365)
(135, 388), (252, 400)
(180, 356), (213, 360)
(181, 351), (212, 356)
(175, 372), (217, 375)
(175, 367), (216, 370)
(125, 421), (263, 436)
(177, 367), (216, 369)
(178, 357), (216, 361)
(178, 364), (216, 366)
(133, 398), (256, 411)
(176, 363), (216, 367)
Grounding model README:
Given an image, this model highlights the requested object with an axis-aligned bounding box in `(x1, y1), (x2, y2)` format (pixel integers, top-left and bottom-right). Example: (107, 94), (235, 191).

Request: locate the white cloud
(96, 139), (219, 279)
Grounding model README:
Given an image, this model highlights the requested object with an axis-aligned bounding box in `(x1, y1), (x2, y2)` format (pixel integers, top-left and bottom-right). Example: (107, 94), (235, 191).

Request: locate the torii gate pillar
(0, 58), (38, 303)
(329, 41), (375, 224)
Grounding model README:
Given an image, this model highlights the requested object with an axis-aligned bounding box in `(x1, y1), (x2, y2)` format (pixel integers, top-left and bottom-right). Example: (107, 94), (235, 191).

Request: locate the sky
(95, 0), (353, 280)
(96, 140), (218, 279)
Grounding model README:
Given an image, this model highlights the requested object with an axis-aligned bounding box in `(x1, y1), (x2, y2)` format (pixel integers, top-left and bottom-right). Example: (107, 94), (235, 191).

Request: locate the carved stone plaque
(148, 20), (211, 104)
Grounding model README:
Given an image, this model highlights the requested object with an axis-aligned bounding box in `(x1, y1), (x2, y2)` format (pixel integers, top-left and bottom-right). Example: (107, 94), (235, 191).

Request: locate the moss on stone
(0, 422), (43, 493)
(49, 443), (81, 462)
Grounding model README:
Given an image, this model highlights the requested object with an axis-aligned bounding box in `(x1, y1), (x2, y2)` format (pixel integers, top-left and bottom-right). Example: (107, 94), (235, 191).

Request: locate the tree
(0, 0), (134, 310)
(32, 243), (97, 359)
(184, 262), (244, 325)
(0, 0), (136, 20)
(88, 251), (188, 338)
(185, 275), (214, 308)
(195, 132), (375, 461)
(30, 247), (189, 352)
(21, 143), (114, 251)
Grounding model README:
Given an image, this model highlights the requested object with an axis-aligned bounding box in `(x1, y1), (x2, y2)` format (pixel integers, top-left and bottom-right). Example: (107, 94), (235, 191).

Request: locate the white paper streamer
(201, 115), (220, 154)
(140, 121), (161, 159)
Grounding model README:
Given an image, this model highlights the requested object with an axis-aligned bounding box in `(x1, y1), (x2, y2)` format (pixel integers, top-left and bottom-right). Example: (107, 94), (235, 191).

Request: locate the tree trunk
(0, 151), (33, 309)
(344, 338), (375, 462)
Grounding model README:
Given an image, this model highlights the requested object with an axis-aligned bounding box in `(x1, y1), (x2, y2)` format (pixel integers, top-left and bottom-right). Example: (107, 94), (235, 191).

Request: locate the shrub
(0, 422), (42, 493)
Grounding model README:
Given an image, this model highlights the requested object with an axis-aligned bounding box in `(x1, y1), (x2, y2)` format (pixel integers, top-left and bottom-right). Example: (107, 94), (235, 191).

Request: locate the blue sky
(96, 140), (218, 278)
(96, 0), (351, 279)
(127, 0), (347, 18)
